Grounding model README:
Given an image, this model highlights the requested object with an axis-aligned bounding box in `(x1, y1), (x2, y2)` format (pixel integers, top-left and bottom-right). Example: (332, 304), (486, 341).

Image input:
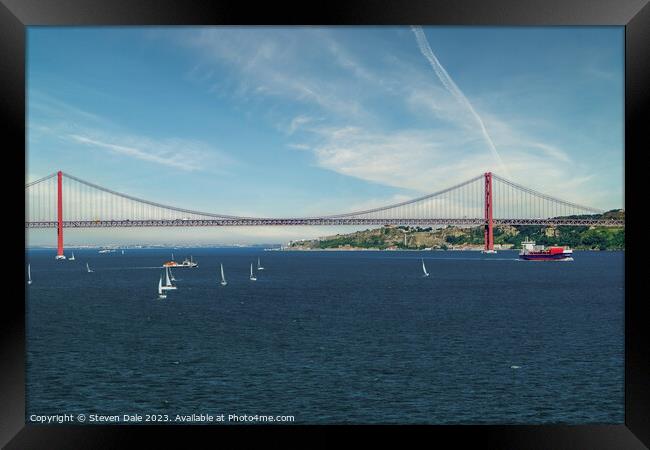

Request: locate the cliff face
(288, 210), (625, 251)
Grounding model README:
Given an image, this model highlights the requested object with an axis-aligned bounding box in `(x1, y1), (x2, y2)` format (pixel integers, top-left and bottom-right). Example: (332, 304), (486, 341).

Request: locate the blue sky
(27, 26), (624, 245)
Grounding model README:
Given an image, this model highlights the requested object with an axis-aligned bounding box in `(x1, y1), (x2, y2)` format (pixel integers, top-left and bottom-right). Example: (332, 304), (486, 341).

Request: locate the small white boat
(86, 262), (94, 273)
(69, 251), (76, 261)
(249, 263), (257, 281)
(55, 254), (66, 260)
(161, 267), (177, 291)
(421, 258), (429, 277)
(158, 275), (166, 299)
(257, 257), (264, 270)
(28, 263), (32, 285)
(220, 263), (227, 286)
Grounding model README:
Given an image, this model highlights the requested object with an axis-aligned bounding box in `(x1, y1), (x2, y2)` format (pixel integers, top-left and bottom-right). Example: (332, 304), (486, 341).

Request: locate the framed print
(2, 0), (649, 447)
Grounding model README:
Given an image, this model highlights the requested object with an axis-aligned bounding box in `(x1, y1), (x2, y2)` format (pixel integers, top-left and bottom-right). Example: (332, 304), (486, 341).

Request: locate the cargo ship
(519, 240), (573, 261)
(162, 255), (198, 268)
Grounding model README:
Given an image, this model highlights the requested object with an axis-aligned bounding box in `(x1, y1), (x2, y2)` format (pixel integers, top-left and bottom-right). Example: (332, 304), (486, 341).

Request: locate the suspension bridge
(25, 171), (623, 258)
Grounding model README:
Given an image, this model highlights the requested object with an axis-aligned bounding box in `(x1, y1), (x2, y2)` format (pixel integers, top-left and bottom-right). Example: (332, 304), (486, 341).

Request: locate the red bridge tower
(484, 172), (494, 252)
(55, 171), (65, 259)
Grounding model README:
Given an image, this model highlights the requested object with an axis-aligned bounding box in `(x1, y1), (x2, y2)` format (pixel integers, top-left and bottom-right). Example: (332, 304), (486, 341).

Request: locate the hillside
(288, 210), (625, 251)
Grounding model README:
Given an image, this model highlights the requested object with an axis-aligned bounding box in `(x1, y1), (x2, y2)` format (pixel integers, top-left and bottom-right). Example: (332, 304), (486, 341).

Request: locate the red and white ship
(519, 240), (573, 261)
(162, 255), (198, 268)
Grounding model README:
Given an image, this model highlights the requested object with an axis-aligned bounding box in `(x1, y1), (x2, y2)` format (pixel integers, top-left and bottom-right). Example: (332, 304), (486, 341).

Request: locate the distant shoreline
(278, 247), (622, 252)
(281, 247), (483, 251)
(25, 246), (623, 252)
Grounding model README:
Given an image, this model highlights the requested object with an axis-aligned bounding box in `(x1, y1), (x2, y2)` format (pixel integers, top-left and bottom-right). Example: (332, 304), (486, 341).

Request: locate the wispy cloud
(303, 123), (600, 204)
(29, 90), (115, 128)
(161, 27), (615, 209)
(287, 115), (314, 135)
(29, 93), (235, 174)
(410, 26), (510, 177)
(180, 28), (370, 120)
(67, 134), (221, 172)
(287, 143), (311, 151)
(305, 125), (497, 194)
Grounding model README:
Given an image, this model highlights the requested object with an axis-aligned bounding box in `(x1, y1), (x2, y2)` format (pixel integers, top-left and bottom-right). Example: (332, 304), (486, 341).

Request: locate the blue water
(26, 248), (624, 424)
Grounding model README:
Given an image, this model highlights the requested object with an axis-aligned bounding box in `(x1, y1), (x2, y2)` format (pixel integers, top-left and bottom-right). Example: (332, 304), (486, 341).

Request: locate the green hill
(288, 210), (624, 251)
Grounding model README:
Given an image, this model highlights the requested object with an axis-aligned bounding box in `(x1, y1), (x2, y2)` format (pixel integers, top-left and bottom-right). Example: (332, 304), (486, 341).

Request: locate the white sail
(220, 263), (227, 285)
(86, 262), (93, 273)
(165, 267), (172, 286)
(69, 252), (75, 261)
(257, 257), (264, 270)
(250, 263), (257, 281)
(169, 268), (176, 281)
(28, 263), (32, 284)
(421, 258), (429, 277)
(158, 275), (167, 298)
(162, 267), (177, 290)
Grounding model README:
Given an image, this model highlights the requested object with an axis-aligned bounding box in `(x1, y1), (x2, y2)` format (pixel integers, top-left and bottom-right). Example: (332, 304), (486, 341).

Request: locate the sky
(26, 26), (624, 246)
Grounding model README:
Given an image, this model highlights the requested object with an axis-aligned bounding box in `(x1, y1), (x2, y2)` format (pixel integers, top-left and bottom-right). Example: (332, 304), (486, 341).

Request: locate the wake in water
(93, 266), (175, 271)
(367, 256), (521, 262)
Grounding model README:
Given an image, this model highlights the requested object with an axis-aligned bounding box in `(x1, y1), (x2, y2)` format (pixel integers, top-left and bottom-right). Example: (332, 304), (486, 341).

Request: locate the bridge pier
(484, 172), (494, 251)
(56, 171), (65, 259)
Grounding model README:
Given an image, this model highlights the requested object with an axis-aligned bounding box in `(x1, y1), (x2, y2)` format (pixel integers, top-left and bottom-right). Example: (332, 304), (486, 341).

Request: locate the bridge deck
(25, 218), (624, 228)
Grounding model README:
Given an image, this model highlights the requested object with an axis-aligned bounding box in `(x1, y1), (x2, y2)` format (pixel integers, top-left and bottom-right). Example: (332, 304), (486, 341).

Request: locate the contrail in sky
(411, 26), (510, 177)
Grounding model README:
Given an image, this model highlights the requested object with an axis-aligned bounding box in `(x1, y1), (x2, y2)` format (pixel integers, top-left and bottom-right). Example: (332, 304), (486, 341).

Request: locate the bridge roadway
(25, 218), (625, 228)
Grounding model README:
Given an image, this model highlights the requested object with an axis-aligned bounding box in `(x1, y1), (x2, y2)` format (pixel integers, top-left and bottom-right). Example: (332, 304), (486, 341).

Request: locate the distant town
(288, 210), (625, 252)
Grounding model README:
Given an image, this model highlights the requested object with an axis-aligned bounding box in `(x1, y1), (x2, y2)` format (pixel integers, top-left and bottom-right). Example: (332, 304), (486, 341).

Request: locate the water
(26, 248), (624, 424)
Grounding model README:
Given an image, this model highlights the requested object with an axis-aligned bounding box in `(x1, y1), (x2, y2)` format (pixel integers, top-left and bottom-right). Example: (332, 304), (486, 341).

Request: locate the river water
(26, 248), (624, 424)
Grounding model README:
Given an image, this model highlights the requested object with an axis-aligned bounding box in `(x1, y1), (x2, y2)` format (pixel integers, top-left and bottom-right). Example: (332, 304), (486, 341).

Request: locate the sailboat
(220, 263), (227, 286)
(421, 258), (430, 277)
(257, 257), (264, 271)
(27, 263), (32, 285)
(169, 268), (176, 282)
(249, 263), (257, 281)
(161, 267), (177, 290)
(86, 262), (94, 273)
(158, 275), (166, 299)
(69, 251), (76, 261)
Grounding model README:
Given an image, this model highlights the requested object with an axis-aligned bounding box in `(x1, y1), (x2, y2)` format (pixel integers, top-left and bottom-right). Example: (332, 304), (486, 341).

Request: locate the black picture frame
(3, 0), (648, 447)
